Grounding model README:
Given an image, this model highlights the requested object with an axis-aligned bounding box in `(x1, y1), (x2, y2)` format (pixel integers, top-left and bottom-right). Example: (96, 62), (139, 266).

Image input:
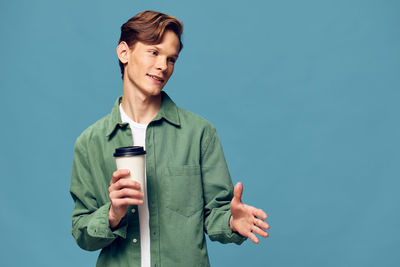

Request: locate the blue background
(1, 0), (399, 266)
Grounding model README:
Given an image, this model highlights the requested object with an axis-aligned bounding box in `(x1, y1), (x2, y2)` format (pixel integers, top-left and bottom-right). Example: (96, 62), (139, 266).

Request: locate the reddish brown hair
(118, 10), (184, 78)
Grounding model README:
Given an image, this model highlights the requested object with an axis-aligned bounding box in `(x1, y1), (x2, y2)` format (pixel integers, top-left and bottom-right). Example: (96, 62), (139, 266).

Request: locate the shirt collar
(106, 91), (180, 137)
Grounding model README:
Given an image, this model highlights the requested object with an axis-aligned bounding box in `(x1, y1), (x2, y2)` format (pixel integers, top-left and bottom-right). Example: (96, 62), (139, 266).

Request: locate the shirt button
(133, 238), (137, 243)
(131, 208), (136, 213)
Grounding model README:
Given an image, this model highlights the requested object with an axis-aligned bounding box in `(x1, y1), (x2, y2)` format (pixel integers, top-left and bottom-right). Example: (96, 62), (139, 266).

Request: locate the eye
(149, 50), (158, 56)
(168, 57), (176, 64)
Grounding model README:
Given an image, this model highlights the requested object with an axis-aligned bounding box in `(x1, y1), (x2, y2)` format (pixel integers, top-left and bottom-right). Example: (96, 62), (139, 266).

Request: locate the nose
(156, 57), (168, 72)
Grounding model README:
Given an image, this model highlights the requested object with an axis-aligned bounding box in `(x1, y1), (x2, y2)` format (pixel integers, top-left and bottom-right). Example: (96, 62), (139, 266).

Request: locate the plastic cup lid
(113, 146), (146, 157)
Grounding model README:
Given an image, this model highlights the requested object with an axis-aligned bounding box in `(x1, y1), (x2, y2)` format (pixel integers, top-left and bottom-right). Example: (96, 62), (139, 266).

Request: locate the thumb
(233, 182), (243, 203)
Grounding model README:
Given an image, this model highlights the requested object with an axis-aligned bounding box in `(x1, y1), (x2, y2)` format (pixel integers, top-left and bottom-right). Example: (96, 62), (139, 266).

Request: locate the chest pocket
(161, 165), (203, 217)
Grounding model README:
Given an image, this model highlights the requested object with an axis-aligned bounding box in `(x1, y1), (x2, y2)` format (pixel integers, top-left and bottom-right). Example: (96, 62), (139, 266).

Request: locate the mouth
(147, 74), (165, 83)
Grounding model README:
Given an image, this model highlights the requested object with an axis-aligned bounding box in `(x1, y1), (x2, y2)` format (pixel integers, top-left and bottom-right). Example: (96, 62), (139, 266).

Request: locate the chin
(144, 87), (164, 97)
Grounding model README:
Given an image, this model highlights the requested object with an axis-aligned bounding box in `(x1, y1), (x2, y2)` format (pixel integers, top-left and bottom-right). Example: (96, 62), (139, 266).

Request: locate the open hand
(230, 182), (270, 244)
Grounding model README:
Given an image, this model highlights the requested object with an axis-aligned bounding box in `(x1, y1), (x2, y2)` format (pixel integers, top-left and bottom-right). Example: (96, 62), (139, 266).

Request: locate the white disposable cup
(114, 146), (146, 192)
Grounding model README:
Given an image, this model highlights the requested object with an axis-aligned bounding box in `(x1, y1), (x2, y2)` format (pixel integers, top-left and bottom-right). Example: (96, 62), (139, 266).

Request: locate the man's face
(122, 31), (180, 97)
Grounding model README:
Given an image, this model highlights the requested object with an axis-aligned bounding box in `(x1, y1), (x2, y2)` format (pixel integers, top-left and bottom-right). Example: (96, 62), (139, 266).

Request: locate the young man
(70, 10), (269, 267)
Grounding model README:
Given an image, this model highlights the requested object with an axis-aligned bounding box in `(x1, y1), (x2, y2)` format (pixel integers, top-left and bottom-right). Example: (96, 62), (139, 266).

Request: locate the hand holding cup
(108, 169), (144, 229)
(109, 146), (146, 229)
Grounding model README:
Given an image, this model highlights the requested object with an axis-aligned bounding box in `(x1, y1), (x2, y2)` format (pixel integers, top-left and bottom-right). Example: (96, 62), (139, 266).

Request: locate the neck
(121, 85), (162, 125)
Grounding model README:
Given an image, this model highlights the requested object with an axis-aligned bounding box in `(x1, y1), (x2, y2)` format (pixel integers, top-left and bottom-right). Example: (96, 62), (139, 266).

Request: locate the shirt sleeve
(70, 135), (128, 251)
(201, 127), (247, 245)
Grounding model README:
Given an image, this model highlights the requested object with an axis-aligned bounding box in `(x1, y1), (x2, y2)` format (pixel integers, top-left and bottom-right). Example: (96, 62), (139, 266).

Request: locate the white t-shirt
(120, 104), (150, 267)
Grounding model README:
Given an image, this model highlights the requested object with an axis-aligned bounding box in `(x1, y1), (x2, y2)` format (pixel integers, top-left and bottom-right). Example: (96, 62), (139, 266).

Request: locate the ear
(117, 41), (129, 64)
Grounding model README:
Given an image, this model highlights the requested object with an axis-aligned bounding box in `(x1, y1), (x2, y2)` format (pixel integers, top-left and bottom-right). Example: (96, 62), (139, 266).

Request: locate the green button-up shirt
(70, 92), (246, 267)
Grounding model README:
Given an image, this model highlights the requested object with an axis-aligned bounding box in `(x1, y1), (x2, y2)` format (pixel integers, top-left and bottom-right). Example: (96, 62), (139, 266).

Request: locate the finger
(252, 225), (269, 238)
(110, 169), (131, 185)
(254, 208), (268, 220)
(248, 231), (259, 244)
(117, 178), (141, 189)
(112, 198), (143, 207)
(110, 188), (144, 200)
(109, 178), (141, 192)
(233, 182), (243, 203)
(254, 218), (270, 230)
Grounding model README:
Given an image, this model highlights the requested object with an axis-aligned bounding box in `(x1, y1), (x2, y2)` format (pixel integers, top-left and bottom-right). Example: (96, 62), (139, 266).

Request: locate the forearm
(72, 202), (128, 251)
(201, 128), (247, 244)
(204, 203), (247, 245)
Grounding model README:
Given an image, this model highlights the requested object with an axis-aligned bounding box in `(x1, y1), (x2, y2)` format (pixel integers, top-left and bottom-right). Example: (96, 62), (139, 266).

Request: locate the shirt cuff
(208, 210), (247, 245)
(87, 202), (128, 239)
(223, 211), (247, 245)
